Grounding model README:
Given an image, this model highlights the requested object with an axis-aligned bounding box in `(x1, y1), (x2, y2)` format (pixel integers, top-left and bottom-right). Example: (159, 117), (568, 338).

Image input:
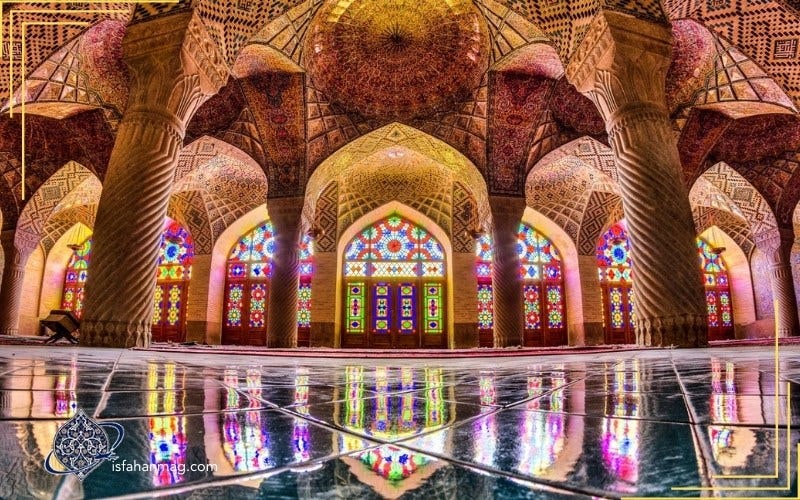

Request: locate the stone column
(80, 12), (227, 347)
(0, 230), (32, 335)
(266, 197), (304, 348)
(755, 227), (799, 337)
(489, 196), (526, 347)
(566, 12), (707, 347)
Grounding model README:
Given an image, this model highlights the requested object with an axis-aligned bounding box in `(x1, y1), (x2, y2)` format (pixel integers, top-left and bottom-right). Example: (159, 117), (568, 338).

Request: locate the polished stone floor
(0, 345), (798, 499)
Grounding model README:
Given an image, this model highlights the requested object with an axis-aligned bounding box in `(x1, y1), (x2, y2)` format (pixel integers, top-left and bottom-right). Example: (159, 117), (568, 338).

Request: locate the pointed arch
(336, 201), (454, 348)
(522, 207), (583, 345)
(305, 123), (490, 238)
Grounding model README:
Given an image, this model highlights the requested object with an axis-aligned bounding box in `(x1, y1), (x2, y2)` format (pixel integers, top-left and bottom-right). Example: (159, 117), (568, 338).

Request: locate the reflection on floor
(0, 346), (797, 498)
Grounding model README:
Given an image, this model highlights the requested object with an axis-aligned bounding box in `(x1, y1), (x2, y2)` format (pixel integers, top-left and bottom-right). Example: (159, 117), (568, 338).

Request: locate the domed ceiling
(305, 0), (489, 121)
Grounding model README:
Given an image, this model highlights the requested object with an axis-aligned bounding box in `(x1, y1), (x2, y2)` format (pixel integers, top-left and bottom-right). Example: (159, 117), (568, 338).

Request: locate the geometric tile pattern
(692, 204), (755, 257)
(172, 152), (268, 252)
(452, 182), (479, 253)
(306, 124), (489, 232)
(219, 107), (267, 169)
(701, 161), (778, 238)
(40, 203), (97, 253)
(666, 0), (800, 106)
(306, 84), (378, 170)
(670, 27), (797, 127)
(577, 190), (623, 255)
(15, 160), (95, 252)
(337, 151), (453, 238)
(313, 181), (338, 252)
(526, 156), (597, 242)
(475, 0), (550, 66)
(242, 1), (323, 66)
(527, 137), (624, 253)
(411, 78), (489, 172)
(168, 190), (214, 254)
(0, 4), (131, 101)
(3, 21), (126, 125)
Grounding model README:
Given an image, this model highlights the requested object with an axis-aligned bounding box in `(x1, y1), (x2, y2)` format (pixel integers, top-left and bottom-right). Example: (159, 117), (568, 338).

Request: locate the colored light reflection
(222, 368), (274, 472)
(473, 372), (497, 467)
(517, 369), (566, 477)
(54, 362), (77, 418)
(708, 358), (753, 468)
(147, 363), (187, 486)
(293, 369), (312, 464)
(601, 360), (640, 489)
(340, 367), (447, 481)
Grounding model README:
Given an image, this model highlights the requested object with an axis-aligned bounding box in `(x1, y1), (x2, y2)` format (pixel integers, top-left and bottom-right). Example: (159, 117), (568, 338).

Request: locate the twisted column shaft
(80, 12), (226, 347)
(266, 197), (304, 348)
(490, 196), (526, 347)
(755, 227), (799, 337)
(770, 262), (799, 337)
(0, 230), (30, 335)
(567, 12), (707, 346)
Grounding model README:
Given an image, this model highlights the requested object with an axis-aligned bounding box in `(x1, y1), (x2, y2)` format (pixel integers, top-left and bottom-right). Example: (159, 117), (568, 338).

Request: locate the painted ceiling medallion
(305, 0), (489, 121)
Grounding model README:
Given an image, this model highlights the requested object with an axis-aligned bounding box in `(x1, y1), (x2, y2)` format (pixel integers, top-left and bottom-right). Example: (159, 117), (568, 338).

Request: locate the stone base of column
(635, 314), (708, 347)
(80, 320), (149, 348)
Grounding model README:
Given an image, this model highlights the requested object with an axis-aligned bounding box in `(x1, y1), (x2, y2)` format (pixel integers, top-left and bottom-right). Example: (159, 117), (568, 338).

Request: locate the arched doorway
(222, 221), (276, 346)
(342, 214), (446, 349)
(221, 220), (314, 346)
(698, 238), (735, 340)
(518, 223), (567, 347)
(597, 222), (635, 344)
(151, 220), (193, 343)
(58, 220), (193, 342)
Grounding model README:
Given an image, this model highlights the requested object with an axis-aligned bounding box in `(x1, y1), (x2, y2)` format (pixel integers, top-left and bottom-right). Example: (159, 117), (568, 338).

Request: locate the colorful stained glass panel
(347, 283), (366, 334)
(424, 283), (443, 334)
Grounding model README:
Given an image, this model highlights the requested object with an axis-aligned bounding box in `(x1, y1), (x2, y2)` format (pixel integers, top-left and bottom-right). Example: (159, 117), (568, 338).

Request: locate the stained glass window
(698, 238), (735, 340)
(60, 221), (193, 342)
(342, 214), (446, 347)
(597, 222), (636, 344)
(518, 224), (566, 346)
(297, 234), (313, 336)
(596, 225), (735, 343)
(223, 222), (275, 345)
(476, 234), (494, 343)
(61, 236), (92, 317)
(151, 220), (194, 342)
(223, 222), (314, 346)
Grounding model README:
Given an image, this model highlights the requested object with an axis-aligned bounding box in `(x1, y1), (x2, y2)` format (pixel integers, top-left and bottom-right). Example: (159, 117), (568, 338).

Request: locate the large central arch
(304, 123), (490, 349)
(335, 202), (454, 348)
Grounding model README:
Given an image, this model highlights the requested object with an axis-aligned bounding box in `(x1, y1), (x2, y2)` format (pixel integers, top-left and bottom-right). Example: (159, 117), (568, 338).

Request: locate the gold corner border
(625, 334), (796, 498)
(1, 0), (179, 199)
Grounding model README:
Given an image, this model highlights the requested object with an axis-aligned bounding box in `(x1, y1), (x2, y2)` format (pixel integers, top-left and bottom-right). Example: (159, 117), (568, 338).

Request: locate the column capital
(753, 226), (796, 264)
(123, 10), (228, 127)
(267, 196), (305, 231)
(488, 195), (527, 232)
(565, 11), (672, 128)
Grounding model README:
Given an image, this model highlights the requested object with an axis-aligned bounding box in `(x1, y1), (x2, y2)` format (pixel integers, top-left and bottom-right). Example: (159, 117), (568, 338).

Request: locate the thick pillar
(81, 12), (227, 347)
(566, 12), (707, 346)
(266, 197), (304, 348)
(755, 227), (799, 337)
(489, 196), (526, 347)
(0, 230), (32, 335)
